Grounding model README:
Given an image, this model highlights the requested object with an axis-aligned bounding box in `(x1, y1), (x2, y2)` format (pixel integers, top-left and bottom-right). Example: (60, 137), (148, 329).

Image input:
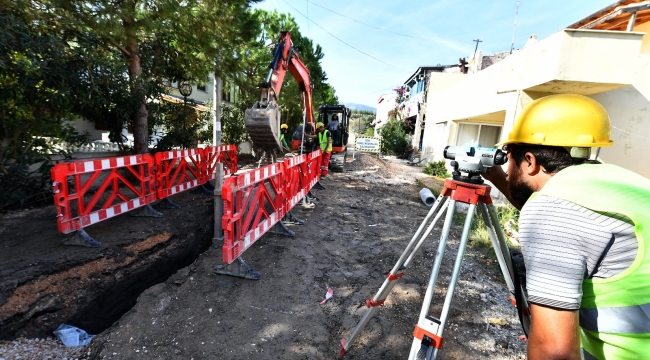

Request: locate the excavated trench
(0, 191), (216, 341)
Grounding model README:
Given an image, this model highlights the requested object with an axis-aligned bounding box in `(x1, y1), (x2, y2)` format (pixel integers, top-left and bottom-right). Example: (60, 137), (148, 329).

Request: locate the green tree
(15, 0), (261, 154)
(0, 10), (89, 208)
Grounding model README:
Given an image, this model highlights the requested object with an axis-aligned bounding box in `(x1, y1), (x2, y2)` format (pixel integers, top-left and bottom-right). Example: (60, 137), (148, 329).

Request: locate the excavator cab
(318, 105), (350, 171)
(291, 122), (317, 153)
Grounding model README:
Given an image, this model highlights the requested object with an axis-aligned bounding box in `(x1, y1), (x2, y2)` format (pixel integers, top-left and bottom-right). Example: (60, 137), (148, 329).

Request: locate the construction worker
(483, 94), (650, 360)
(304, 122), (332, 176)
(280, 124), (291, 152)
(328, 114), (341, 145)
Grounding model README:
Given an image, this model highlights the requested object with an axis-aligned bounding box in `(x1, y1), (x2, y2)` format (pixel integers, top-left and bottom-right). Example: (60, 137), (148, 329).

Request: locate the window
(197, 82), (207, 92)
(222, 84), (231, 102)
(455, 123), (502, 148)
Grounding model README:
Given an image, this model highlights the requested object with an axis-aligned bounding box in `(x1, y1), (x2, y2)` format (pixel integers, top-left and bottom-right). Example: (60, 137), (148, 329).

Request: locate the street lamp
(179, 82), (193, 101)
(178, 82), (193, 134)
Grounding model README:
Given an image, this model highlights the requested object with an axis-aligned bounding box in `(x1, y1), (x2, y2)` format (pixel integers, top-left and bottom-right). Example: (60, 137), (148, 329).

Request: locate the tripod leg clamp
(413, 325), (444, 349)
(366, 299), (386, 308)
(387, 271), (404, 281)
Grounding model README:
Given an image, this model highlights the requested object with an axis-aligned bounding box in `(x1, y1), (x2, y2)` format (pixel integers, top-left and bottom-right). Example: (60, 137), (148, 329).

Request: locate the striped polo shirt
(518, 195), (638, 310)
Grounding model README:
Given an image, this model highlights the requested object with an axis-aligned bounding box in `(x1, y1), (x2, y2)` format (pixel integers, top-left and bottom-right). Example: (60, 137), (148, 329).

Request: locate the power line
(280, 0), (406, 70)
(304, 0), (469, 52)
(612, 125), (650, 140)
(510, 0), (520, 53)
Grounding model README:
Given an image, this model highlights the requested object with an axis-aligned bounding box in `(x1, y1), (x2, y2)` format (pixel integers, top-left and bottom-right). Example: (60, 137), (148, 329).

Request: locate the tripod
(340, 179), (530, 359)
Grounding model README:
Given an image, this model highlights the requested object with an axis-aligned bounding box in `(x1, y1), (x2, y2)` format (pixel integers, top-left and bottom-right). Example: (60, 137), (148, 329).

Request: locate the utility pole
(510, 0), (520, 53)
(472, 39), (483, 59)
(213, 69), (224, 244)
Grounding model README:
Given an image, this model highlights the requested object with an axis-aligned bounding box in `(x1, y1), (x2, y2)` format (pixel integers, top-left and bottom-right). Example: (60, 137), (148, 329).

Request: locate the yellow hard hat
(280, 124), (288, 129)
(315, 122), (324, 129)
(496, 94), (613, 148)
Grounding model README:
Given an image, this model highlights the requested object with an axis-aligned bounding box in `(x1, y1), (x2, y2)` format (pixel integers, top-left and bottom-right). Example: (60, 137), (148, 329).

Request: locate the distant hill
(342, 102), (376, 113)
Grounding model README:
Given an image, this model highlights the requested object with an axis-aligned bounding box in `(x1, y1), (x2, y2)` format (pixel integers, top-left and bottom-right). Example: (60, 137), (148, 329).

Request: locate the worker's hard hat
(496, 94), (613, 148)
(281, 124), (288, 129)
(315, 122), (324, 129)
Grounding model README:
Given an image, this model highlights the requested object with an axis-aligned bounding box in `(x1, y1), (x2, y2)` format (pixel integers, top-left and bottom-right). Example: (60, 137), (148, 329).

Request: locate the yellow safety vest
(537, 164), (650, 360)
(319, 130), (332, 152)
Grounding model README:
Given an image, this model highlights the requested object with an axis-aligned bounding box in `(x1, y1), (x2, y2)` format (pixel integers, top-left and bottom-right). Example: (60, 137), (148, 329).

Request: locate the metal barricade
(51, 154), (156, 234)
(221, 163), (285, 264)
(203, 145), (238, 181)
(154, 148), (204, 199)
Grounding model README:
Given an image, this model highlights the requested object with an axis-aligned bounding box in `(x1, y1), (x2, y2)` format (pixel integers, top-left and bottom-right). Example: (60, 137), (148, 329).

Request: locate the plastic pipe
(419, 188), (435, 206)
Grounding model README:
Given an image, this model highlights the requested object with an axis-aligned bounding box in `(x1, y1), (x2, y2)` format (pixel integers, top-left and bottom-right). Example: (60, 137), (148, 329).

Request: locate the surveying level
(444, 143), (507, 184)
(340, 177), (531, 359)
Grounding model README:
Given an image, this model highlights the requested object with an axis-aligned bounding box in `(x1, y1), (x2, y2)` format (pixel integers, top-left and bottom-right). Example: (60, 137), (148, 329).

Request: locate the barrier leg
(214, 257), (261, 280)
(283, 211), (304, 225)
(314, 181), (326, 190)
(269, 220), (295, 237)
(203, 182), (215, 191)
(156, 197), (181, 209)
(307, 190), (319, 202)
(192, 184), (212, 195)
(61, 229), (101, 248)
(130, 204), (164, 217)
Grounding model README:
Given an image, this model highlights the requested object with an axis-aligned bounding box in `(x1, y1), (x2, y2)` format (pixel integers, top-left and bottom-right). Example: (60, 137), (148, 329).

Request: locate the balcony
(498, 29), (644, 95)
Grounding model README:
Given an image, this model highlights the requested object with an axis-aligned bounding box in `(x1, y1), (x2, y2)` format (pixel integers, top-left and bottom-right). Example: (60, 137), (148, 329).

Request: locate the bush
(378, 119), (408, 155)
(0, 147), (70, 210)
(468, 204), (520, 254)
(424, 160), (451, 178)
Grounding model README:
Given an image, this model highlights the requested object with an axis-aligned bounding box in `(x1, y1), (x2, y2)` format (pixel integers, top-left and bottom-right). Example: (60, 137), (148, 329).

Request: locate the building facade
(422, 0), (650, 180)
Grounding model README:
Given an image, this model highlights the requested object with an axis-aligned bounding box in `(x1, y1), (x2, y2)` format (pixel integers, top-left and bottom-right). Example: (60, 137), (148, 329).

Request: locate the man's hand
(528, 304), (580, 360)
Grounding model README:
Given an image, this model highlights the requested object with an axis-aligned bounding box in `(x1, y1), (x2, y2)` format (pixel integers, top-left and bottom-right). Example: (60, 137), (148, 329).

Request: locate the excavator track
(244, 101), (283, 153)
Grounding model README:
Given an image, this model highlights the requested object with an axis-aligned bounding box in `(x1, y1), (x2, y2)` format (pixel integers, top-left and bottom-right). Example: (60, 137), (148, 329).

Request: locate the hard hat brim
(495, 139), (614, 148)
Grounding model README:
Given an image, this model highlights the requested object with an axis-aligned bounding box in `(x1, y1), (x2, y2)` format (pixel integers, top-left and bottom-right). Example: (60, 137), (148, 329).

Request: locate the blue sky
(254, 0), (614, 108)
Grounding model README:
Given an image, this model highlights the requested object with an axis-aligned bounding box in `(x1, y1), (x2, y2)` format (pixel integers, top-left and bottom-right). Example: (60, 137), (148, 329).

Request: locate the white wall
(422, 29), (650, 179)
(374, 93), (397, 134)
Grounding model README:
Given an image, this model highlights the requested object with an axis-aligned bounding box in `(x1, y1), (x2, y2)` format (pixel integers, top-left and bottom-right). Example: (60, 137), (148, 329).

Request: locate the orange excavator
(244, 31), (316, 156)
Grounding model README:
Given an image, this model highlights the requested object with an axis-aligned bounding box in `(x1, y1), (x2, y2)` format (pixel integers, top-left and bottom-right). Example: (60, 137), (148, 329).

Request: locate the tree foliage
(0, 10), (89, 209)
(8, 0), (261, 153)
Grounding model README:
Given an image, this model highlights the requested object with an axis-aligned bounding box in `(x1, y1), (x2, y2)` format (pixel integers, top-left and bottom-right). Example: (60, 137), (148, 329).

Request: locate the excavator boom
(244, 31), (314, 154)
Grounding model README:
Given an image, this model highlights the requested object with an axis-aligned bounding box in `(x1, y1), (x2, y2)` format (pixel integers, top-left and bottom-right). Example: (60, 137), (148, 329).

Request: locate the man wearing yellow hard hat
(485, 94), (650, 360)
(279, 124), (291, 152)
(304, 122), (332, 177)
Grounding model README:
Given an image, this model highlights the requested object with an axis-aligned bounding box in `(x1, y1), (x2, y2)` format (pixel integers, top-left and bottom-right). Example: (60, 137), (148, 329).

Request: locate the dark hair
(509, 144), (600, 174)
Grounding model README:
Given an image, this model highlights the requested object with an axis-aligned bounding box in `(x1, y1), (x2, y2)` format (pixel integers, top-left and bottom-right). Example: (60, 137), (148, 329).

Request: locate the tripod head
(443, 143), (507, 184)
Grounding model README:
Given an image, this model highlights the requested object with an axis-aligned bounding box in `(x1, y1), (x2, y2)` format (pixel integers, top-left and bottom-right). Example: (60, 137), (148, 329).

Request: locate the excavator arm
(245, 31), (314, 153)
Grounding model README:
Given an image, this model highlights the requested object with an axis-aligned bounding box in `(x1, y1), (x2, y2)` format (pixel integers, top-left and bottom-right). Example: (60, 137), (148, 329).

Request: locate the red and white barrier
(51, 146), (239, 235)
(221, 150), (322, 264)
(51, 154), (156, 234)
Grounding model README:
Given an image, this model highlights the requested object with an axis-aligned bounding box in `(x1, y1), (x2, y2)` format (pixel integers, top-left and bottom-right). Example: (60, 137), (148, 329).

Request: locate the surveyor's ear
(522, 152), (542, 176)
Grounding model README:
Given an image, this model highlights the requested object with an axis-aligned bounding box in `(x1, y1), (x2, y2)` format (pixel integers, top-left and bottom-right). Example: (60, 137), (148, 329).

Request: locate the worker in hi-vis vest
(304, 122), (332, 176)
(484, 94), (650, 360)
(279, 124), (290, 152)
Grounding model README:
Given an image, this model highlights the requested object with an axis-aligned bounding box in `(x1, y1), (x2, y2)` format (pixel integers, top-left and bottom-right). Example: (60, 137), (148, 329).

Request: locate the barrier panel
(222, 163), (285, 264)
(155, 148), (204, 199)
(305, 150), (322, 188)
(283, 154), (308, 209)
(204, 145), (238, 181)
(51, 154), (156, 234)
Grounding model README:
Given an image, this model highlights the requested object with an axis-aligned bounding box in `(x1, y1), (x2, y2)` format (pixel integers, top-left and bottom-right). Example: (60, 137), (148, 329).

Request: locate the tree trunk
(126, 43), (148, 154)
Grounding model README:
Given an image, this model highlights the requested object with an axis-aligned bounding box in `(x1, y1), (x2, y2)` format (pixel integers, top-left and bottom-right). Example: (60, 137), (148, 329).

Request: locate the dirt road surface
(1, 151), (526, 359)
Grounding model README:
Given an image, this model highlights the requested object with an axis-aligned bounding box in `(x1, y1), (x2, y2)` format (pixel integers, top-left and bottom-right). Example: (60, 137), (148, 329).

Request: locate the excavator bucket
(244, 101), (283, 153)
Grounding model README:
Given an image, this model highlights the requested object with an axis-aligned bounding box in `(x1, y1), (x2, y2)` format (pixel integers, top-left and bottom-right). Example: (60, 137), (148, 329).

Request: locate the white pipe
(419, 188), (435, 206)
